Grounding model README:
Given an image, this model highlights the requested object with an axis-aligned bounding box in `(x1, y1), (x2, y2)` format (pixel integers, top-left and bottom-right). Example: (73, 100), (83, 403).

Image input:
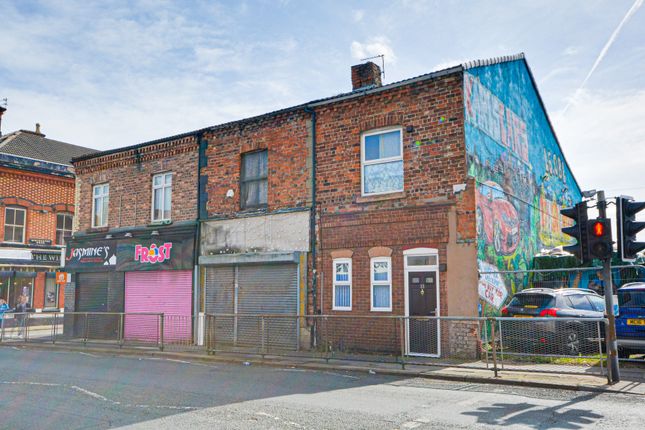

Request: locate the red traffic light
(592, 221), (605, 237)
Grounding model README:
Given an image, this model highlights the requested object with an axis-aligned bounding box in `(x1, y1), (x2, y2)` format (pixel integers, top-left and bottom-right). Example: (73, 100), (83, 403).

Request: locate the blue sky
(1, 0), (644, 204)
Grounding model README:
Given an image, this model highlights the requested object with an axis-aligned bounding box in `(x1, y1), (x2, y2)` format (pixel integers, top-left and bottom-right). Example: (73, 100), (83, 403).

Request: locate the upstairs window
(333, 258), (352, 311)
(241, 150), (268, 209)
(56, 213), (73, 245)
(152, 172), (173, 222)
(92, 183), (109, 228)
(361, 129), (403, 195)
(4, 207), (26, 243)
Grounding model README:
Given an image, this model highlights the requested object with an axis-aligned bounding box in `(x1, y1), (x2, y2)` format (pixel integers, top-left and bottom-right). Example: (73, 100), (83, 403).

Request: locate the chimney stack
(351, 61), (382, 91)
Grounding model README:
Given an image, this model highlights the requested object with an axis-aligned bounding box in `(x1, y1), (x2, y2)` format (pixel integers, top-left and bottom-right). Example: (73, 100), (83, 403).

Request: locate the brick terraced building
(66, 53), (580, 357)
(0, 117), (96, 312)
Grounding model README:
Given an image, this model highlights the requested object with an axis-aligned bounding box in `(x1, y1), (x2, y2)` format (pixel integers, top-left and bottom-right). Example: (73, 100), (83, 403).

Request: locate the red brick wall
(203, 110), (311, 217)
(0, 166), (75, 244)
(315, 72), (468, 317)
(73, 136), (199, 232)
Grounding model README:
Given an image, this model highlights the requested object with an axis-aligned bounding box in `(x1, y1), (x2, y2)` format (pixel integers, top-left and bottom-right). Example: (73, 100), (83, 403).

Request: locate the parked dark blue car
(616, 283), (645, 358)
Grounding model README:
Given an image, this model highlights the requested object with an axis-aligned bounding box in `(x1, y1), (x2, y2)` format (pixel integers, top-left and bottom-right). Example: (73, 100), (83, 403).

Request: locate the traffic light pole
(598, 191), (620, 383)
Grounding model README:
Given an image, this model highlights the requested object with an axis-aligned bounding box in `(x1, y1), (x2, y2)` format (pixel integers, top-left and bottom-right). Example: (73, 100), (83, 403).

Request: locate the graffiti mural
(464, 60), (582, 315)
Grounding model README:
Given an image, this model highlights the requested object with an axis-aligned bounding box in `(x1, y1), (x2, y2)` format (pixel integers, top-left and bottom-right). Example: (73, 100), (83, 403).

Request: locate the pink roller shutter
(124, 270), (192, 343)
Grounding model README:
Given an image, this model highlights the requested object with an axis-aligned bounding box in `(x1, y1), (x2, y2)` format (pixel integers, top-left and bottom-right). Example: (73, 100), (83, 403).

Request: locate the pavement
(1, 347), (645, 429)
(2, 341), (645, 396)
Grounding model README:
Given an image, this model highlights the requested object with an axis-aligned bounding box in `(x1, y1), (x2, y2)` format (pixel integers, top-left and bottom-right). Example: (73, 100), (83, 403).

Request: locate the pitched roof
(0, 130), (97, 166)
(74, 53), (527, 164)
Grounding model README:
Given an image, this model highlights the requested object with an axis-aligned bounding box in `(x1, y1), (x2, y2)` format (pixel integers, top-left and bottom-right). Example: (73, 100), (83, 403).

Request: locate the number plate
(626, 319), (645, 326)
(513, 315), (533, 318)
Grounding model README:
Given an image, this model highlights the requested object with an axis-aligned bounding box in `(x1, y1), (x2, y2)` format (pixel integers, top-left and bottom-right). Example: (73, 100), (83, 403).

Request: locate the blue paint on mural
(464, 59), (582, 314)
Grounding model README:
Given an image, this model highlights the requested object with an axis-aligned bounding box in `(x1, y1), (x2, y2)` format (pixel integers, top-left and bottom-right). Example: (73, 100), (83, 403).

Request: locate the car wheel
(562, 329), (581, 356)
(494, 221), (503, 254)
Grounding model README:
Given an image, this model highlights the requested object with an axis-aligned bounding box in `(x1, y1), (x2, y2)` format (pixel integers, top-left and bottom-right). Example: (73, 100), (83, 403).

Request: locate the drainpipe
(194, 132), (207, 325)
(304, 106), (318, 318)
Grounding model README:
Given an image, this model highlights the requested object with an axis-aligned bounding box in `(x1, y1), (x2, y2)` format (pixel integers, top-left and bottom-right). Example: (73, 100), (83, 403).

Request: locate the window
(241, 150), (268, 209)
(152, 172), (173, 222)
(333, 258), (352, 310)
(4, 207), (26, 243)
(588, 295), (606, 312)
(567, 294), (594, 311)
(44, 276), (59, 309)
(92, 184), (109, 228)
(56, 213), (73, 245)
(371, 257), (392, 311)
(361, 128), (403, 195)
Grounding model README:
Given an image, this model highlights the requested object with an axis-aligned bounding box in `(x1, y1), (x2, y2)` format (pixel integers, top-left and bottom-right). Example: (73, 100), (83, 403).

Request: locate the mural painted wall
(463, 59), (582, 315)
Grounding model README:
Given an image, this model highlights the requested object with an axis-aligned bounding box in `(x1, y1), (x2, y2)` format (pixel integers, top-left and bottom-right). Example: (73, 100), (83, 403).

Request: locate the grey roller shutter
(74, 272), (117, 340)
(204, 266), (236, 345)
(238, 264), (298, 350)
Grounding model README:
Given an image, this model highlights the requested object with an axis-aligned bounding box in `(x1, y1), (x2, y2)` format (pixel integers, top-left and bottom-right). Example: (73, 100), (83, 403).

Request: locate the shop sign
(55, 272), (71, 284)
(134, 242), (173, 264)
(29, 238), (53, 246)
(477, 260), (508, 309)
(32, 251), (61, 264)
(117, 236), (193, 271)
(65, 241), (117, 268)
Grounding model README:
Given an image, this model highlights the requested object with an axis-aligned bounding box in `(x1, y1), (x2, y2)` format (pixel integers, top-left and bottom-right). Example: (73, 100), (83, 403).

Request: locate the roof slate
(0, 130), (97, 166)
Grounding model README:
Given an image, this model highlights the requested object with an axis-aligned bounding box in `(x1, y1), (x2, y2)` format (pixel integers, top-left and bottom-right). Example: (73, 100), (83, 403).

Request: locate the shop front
(0, 245), (64, 311)
(64, 225), (196, 343)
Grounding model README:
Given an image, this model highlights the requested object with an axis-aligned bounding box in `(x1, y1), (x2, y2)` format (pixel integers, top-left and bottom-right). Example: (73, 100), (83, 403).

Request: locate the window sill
(332, 307), (352, 312)
(149, 220), (173, 227)
(370, 308), (393, 313)
(356, 191), (406, 204)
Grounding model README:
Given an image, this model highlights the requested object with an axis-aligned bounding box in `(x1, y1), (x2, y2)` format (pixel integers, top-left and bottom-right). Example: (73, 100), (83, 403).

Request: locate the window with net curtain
(333, 259), (352, 310)
(152, 172), (173, 222)
(362, 129), (403, 195)
(241, 150), (268, 209)
(371, 257), (392, 311)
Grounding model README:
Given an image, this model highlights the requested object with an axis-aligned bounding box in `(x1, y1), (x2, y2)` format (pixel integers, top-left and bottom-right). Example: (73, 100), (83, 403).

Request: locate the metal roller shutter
(204, 266), (235, 314)
(238, 264), (298, 350)
(124, 270), (192, 343)
(74, 272), (116, 340)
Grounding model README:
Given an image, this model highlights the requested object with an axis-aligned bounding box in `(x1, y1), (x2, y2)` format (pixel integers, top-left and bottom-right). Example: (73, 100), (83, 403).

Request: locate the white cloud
(554, 89), (645, 205)
(350, 37), (396, 64)
(431, 58), (469, 72)
(352, 9), (365, 22)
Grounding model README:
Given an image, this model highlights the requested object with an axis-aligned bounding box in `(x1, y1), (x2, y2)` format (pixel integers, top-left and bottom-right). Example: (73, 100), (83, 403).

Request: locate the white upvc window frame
(92, 183), (109, 228)
(56, 212), (73, 245)
(332, 258), (352, 311)
(151, 172), (173, 222)
(370, 256), (393, 312)
(360, 127), (404, 196)
(4, 206), (26, 243)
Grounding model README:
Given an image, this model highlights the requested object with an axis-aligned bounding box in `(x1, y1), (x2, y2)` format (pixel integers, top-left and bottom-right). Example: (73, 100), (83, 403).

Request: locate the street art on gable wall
(463, 60), (582, 316)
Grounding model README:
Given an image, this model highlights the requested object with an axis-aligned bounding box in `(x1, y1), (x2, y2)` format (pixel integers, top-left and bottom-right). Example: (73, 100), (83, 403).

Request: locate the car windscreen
(618, 290), (645, 308)
(508, 294), (554, 308)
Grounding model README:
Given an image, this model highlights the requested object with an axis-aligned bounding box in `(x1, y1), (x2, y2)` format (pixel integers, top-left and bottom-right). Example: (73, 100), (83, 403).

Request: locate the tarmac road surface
(0, 347), (643, 429)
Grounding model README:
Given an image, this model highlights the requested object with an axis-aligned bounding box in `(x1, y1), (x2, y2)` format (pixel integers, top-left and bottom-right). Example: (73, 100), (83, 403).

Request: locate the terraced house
(66, 53), (580, 357)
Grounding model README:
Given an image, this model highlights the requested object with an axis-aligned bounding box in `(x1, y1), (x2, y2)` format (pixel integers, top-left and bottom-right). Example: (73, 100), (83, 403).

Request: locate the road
(0, 347), (643, 429)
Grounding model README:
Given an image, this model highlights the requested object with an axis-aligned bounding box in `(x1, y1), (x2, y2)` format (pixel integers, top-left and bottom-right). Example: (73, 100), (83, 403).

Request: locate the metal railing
(1, 311), (614, 379)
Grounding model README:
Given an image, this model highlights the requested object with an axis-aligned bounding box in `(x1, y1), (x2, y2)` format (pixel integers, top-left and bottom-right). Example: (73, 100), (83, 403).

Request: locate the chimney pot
(351, 61), (382, 91)
(35, 123), (41, 134)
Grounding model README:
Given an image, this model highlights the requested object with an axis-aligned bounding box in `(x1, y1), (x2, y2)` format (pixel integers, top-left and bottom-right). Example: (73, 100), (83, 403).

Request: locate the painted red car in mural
(476, 181), (520, 255)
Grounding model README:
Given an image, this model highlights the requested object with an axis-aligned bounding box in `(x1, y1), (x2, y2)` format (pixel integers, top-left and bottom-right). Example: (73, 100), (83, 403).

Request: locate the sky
(1, 0), (644, 211)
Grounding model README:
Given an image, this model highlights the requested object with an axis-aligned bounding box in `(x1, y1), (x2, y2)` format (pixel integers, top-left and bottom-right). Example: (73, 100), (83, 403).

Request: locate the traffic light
(561, 201), (588, 263)
(586, 218), (612, 260)
(616, 196), (645, 262)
